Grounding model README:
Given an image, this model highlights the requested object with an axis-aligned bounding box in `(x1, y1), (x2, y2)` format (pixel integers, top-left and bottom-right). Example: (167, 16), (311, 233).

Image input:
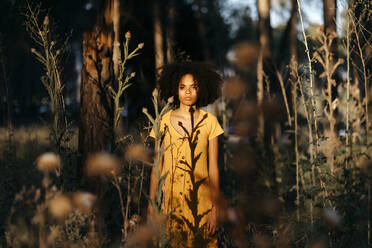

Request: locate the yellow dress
(150, 109), (224, 247)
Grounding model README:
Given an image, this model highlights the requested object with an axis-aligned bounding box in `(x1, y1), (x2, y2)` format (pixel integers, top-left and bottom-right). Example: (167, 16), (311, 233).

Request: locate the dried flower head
(130, 72), (136, 78)
(125, 225), (158, 247)
(142, 107), (148, 114)
(167, 96), (174, 104)
(85, 152), (121, 177)
(73, 191), (97, 213)
(36, 152), (61, 172)
(125, 144), (151, 163)
(43, 15), (49, 26)
(152, 88), (159, 98)
(48, 194), (72, 219)
(223, 77), (246, 100)
(138, 43), (144, 49)
(233, 102), (258, 136)
(125, 31), (131, 39)
(228, 42), (259, 72)
(309, 241), (327, 248)
(322, 208), (341, 228)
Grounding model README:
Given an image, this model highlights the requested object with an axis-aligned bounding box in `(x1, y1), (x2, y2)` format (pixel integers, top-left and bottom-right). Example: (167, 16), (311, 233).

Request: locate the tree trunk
(154, 0), (164, 75)
(195, 0), (210, 61)
(323, 0), (338, 67)
(289, 0), (298, 64)
(256, 0), (278, 195)
(257, 0), (272, 61)
(79, 0), (117, 163)
(323, 0), (337, 35)
(166, 0), (176, 63)
(256, 0), (272, 141)
(112, 0), (120, 79)
(274, 0), (297, 68)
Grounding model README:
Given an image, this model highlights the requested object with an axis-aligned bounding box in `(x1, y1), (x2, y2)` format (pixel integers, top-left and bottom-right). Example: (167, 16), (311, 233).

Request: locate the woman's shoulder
(199, 109), (219, 122)
(158, 109), (172, 125)
(163, 109), (172, 119)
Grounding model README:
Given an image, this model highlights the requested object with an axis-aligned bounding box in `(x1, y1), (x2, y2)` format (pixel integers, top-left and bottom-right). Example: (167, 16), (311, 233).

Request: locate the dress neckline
(169, 109), (204, 137)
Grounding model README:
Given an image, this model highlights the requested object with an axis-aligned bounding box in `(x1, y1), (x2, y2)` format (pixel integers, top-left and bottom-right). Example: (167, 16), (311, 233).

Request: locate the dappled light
(0, 0), (371, 247)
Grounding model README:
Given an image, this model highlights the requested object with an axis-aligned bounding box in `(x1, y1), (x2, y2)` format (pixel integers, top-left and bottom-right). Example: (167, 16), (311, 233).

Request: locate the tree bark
(323, 0), (337, 35)
(256, 0), (278, 195)
(112, 0), (120, 79)
(256, 0), (272, 141)
(323, 0), (338, 67)
(153, 0), (164, 75)
(79, 0), (117, 162)
(195, 0), (210, 61)
(257, 0), (272, 61)
(274, 0), (297, 69)
(166, 0), (176, 63)
(289, 0), (298, 64)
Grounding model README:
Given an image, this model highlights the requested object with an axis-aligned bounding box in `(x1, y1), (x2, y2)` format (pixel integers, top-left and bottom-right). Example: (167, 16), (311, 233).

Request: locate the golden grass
(0, 125), (78, 161)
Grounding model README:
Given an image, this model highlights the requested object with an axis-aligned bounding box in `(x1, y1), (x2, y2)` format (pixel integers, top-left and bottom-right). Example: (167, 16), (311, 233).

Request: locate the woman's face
(178, 74), (199, 107)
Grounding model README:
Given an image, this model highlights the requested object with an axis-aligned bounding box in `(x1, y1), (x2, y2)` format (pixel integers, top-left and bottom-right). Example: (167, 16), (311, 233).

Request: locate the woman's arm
(207, 136), (220, 235)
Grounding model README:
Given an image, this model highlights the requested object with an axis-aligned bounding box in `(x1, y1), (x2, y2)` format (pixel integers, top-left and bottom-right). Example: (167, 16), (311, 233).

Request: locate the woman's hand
(206, 206), (218, 236)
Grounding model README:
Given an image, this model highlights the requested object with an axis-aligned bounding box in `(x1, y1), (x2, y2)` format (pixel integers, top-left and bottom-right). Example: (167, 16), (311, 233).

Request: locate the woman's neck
(176, 104), (199, 117)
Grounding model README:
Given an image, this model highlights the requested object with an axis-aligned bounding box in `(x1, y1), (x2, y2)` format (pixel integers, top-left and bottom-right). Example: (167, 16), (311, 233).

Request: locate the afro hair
(157, 61), (223, 107)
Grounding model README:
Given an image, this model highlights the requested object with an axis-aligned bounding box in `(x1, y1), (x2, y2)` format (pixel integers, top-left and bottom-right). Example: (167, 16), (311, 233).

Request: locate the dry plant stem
(138, 162), (145, 213)
(143, 94), (173, 213)
(291, 72), (299, 221)
(109, 33), (143, 145)
(350, 11), (369, 145)
(297, 0), (320, 147)
(297, 0), (320, 216)
(256, 50), (265, 142)
(112, 173), (127, 242)
(346, 11), (351, 167)
(142, 95), (173, 248)
(350, 10), (371, 243)
(298, 80), (314, 185)
(125, 162), (132, 241)
(298, 75), (314, 223)
(315, 31), (343, 175)
(25, 3), (69, 152)
(276, 70), (292, 127)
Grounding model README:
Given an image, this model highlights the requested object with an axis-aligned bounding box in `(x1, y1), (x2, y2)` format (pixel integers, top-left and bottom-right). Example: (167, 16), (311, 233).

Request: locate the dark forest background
(0, 0), (371, 247)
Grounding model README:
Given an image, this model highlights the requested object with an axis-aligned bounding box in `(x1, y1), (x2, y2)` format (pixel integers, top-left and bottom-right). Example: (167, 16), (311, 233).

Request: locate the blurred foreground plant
(141, 89), (173, 247)
(6, 152), (103, 247)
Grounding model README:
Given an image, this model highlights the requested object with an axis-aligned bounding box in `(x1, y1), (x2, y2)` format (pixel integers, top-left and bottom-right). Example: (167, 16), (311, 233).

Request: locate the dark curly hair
(157, 61), (222, 107)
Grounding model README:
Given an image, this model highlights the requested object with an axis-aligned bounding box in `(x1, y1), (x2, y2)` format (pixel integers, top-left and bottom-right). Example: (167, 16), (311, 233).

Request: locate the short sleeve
(208, 114), (224, 140)
(149, 128), (155, 138)
(148, 111), (170, 139)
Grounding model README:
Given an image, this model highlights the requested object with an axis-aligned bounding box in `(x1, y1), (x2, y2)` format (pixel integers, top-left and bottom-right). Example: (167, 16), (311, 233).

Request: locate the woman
(148, 62), (224, 247)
